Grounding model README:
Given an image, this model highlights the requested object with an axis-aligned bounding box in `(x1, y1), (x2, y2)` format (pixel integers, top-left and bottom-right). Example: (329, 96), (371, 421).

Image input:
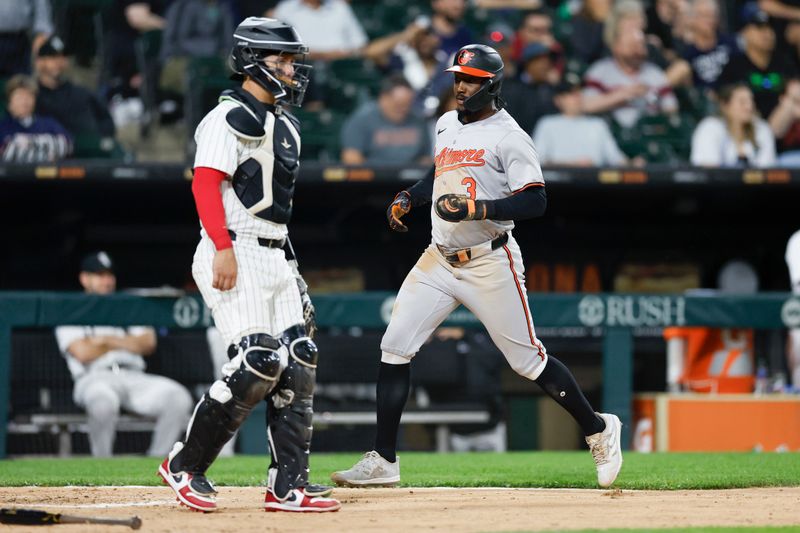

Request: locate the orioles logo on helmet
(457, 49), (475, 65)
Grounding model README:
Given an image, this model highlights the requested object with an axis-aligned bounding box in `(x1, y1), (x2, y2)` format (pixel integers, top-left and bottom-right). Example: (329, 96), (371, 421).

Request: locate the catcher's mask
(229, 17), (312, 107)
(445, 44), (505, 113)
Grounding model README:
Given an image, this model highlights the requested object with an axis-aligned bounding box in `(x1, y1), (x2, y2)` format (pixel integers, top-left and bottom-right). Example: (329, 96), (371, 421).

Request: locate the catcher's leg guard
(267, 326), (317, 499)
(172, 333), (286, 474)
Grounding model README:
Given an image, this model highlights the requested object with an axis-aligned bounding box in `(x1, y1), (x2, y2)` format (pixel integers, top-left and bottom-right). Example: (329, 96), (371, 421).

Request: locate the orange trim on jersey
(512, 182), (545, 195)
(503, 245), (545, 360)
(434, 162), (486, 177)
(445, 65), (496, 78)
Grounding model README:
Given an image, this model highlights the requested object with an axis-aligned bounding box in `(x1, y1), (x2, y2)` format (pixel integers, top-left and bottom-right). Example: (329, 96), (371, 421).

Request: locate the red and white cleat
(157, 443), (218, 513)
(264, 488), (341, 512)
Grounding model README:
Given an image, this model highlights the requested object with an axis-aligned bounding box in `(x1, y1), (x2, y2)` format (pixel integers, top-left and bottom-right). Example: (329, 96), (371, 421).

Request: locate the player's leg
(331, 247), (459, 487)
(122, 373), (193, 456)
(74, 374), (121, 457)
(458, 238), (621, 487)
(158, 332), (286, 512)
(263, 324), (340, 512)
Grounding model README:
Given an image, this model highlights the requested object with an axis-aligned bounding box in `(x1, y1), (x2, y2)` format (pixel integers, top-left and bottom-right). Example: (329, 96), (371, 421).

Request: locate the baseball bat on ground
(0, 508), (142, 529)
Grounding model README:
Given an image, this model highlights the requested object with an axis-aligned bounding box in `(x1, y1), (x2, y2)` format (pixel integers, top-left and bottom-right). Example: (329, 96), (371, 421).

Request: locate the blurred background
(1, 0), (799, 458)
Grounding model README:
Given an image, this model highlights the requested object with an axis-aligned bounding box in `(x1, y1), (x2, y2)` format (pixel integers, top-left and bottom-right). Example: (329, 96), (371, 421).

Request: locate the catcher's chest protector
(225, 90), (301, 224)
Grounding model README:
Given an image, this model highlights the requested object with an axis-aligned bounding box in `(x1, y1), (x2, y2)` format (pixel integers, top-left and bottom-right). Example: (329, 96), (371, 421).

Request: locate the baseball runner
(157, 17), (340, 513)
(331, 44), (623, 488)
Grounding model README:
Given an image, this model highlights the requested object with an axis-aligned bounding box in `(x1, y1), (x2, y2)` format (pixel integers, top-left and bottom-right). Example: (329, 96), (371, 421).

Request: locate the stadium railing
(1, 291), (797, 457)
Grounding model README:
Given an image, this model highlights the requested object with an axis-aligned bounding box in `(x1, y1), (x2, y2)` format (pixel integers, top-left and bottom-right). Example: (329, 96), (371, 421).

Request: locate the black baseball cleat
(303, 483), (334, 498)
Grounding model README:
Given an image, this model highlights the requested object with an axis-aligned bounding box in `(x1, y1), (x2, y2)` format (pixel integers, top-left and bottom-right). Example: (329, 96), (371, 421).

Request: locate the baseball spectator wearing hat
(718, 3), (799, 124)
(533, 76), (629, 166)
(502, 42), (559, 135)
(0, 74), (72, 163)
(54, 251), (194, 457)
(34, 35), (116, 141)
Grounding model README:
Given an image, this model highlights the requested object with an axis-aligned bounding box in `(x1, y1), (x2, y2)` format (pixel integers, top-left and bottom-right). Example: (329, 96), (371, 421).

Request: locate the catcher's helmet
(445, 44), (504, 112)
(230, 17), (312, 106)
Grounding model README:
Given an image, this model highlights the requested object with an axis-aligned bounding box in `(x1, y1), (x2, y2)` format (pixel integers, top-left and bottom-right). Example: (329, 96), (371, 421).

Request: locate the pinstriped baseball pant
(192, 235), (305, 347)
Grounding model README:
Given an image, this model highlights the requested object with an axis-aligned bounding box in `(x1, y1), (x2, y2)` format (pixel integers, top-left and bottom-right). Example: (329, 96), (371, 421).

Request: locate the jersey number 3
(461, 177), (476, 200)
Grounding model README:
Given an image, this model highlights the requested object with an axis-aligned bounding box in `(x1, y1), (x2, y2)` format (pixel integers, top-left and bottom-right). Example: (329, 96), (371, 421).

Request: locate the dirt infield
(1, 486), (799, 532)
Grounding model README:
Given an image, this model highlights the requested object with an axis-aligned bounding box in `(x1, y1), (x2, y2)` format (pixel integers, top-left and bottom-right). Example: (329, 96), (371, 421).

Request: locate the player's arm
(434, 185), (547, 222)
(101, 330), (157, 357)
(386, 165), (434, 232)
(65, 338), (112, 364)
(192, 166), (237, 291)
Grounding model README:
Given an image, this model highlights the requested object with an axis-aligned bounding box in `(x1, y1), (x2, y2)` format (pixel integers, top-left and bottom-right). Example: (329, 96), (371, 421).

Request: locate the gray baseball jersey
(431, 109), (544, 249)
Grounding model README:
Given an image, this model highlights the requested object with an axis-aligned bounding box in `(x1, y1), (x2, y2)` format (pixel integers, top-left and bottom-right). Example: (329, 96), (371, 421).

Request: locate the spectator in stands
(533, 76), (628, 166)
(54, 252), (193, 457)
(770, 78), (800, 164)
(569, 0), (612, 66)
(645, 0), (689, 60)
(667, 0), (740, 91)
(483, 21), (517, 78)
(511, 9), (561, 64)
(158, 0), (234, 94)
(273, 0), (367, 60)
(718, 4), (799, 122)
(0, 0), (53, 77)
(502, 43), (559, 135)
(340, 75), (432, 165)
(582, 0), (678, 128)
(430, 0), (473, 56)
(365, 18), (447, 92)
(759, 0), (800, 63)
(0, 75), (72, 163)
(34, 36), (116, 142)
(105, 0), (169, 95)
(690, 83), (776, 167)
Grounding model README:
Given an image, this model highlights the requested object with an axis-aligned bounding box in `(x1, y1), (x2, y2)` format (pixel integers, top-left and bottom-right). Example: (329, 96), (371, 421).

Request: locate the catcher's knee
(221, 333), (287, 406)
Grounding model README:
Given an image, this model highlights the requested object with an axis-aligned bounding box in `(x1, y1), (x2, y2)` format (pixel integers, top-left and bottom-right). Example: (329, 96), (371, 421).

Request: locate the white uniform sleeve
(498, 130), (544, 192)
(690, 118), (725, 167)
(193, 106), (240, 176)
(54, 326), (86, 356)
(128, 326), (156, 337)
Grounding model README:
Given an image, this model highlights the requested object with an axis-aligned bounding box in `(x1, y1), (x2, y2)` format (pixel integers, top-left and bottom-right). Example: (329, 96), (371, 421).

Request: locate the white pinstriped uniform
(192, 100), (304, 346)
(381, 109), (549, 380)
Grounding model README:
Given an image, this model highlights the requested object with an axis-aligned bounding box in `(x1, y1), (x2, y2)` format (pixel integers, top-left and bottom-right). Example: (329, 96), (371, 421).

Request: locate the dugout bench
(2, 291), (798, 457)
(4, 324), (494, 456)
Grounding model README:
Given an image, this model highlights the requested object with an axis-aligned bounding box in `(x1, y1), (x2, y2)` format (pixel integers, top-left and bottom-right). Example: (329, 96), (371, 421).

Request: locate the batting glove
(387, 191), (411, 232)
(434, 194), (489, 222)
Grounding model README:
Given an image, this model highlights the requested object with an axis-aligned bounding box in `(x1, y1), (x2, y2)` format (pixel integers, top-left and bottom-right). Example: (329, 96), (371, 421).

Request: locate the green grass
(1, 451), (799, 490)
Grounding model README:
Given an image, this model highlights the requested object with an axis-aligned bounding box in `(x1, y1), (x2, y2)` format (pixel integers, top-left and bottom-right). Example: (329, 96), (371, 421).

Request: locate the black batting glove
(387, 191), (412, 232)
(434, 194), (490, 222)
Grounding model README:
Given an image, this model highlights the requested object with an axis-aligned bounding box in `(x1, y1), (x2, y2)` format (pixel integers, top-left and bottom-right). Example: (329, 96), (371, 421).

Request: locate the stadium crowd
(2, 0), (800, 166)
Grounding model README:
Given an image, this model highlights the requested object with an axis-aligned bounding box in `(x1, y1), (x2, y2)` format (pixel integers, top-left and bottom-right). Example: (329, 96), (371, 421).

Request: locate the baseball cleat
(586, 412), (623, 488)
(303, 483), (334, 498)
(157, 442), (218, 512)
(264, 488), (341, 512)
(330, 450), (400, 487)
